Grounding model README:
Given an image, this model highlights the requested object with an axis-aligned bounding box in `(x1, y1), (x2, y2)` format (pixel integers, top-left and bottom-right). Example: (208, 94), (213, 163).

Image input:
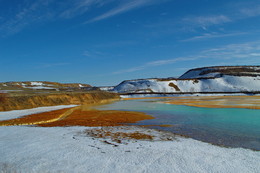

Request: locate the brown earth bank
(0, 91), (120, 111)
(0, 105), (154, 127)
(39, 109), (154, 127)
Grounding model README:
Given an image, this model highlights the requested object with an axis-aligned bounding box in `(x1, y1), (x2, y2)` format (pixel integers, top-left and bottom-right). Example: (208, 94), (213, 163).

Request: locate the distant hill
(112, 66), (260, 94)
(0, 81), (93, 94)
(0, 81), (120, 111)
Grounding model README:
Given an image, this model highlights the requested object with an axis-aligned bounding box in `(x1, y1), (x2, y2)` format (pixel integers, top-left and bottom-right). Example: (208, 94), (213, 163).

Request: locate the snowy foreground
(1, 125), (260, 173)
(1, 106), (260, 173)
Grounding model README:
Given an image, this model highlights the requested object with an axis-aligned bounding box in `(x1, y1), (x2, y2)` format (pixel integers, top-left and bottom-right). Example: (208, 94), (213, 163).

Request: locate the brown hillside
(0, 91), (119, 111)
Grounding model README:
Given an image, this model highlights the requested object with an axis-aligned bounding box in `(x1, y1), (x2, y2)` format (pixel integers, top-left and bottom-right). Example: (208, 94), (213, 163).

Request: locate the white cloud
(113, 66), (147, 74)
(87, 0), (159, 23)
(113, 41), (260, 74)
(201, 41), (260, 60)
(181, 32), (248, 42)
(0, 0), (53, 36)
(0, 0), (167, 36)
(37, 62), (70, 68)
(82, 50), (106, 58)
(250, 53), (260, 56)
(113, 57), (197, 74)
(59, 0), (111, 19)
(240, 5), (260, 17)
(183, 15), (231, 27)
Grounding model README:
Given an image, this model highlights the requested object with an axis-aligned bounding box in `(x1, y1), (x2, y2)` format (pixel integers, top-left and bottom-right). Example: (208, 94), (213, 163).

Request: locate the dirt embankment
(0, 105), (154, 127)
(0, 92), (120, 111)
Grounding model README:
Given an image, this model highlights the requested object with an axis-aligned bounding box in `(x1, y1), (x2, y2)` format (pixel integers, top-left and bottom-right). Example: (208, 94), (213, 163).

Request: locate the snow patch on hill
(113, 66), (260, 94)
(99, 86), (115, 91)
(30, 82), (44, 86)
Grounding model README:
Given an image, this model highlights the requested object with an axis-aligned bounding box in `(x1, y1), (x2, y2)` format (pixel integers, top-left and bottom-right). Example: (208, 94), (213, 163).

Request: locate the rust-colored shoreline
(164, 96), (260, 109)
(124, 95), (260, 109)
(165, 102), (260, 109)
(0, 105), (154, 127)
(2, 95), (259, 127)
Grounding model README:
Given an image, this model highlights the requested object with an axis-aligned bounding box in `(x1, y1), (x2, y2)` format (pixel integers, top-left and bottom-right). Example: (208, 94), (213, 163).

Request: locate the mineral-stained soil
(124, 95), (260, 109)
(0, 91), (120, 111)
(0, 105), (154, 127)
(164, 96), (260, 109)
(39, 108), (154, 127)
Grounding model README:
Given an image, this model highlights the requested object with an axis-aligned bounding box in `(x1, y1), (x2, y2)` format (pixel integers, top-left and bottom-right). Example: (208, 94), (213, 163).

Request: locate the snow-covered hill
(113, 66), (260, 93)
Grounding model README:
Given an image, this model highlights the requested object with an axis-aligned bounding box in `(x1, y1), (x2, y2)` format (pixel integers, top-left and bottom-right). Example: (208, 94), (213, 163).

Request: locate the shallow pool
(96, 99), (260, 150)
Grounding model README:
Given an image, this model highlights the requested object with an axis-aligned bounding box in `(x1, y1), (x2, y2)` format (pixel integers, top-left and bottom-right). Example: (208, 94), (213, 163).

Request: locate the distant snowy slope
(0, 81), (92, 91)
(99, 86), (115, 91)
(113, 66), (260, 93)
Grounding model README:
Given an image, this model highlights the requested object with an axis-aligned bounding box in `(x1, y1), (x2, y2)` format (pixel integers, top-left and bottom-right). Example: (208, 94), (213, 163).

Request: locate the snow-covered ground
(113, 75), (260, 93)
(112, 66), (260, 94)
(0, 106), (260, 172)
(0, 125), (260, 173)
(0, 105), (77, 121)
(23, 86), (56, 90)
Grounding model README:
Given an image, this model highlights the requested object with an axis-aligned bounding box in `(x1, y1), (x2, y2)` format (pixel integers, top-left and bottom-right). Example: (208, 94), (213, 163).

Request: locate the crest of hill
(179, 66), (260, 79)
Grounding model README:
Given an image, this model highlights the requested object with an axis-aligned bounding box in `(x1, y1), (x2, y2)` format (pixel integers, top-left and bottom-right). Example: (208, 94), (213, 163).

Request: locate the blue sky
(0, 0), (260, 86)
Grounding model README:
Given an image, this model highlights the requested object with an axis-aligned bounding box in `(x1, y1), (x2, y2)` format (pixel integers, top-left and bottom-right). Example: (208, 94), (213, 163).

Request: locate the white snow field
(0, 125), (260, 173)
(0, 105), (77, 121)
(113, 66), (260, 93)
(113, 76), (260, 93)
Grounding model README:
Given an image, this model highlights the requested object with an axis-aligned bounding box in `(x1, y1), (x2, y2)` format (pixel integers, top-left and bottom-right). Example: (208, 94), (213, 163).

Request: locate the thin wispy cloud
(94, 40), (137, 48)
(250, 53), (260, 56)
(86, 0), (159, 23)
(113, 57), (197, 74)
(59, 0), (111, 19)
(0, 0), (53, 36)
(141, 14), (233, 37)
(240, 5), (260, 17)
(0, 0), (167, 36)
(141, 1), (260, 36)
(82, 50), (106, 58)
(113, 41), (260, 74)
(37, 62), (70, 69)
(201, 41), (260, 60)
(183, 15), (231, 27)
(0, 0), (104, 36)
(181, 32), (248, 42)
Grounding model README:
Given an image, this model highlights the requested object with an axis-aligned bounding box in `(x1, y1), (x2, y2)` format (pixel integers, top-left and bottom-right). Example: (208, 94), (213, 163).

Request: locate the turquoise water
(96, 99), (260, 150)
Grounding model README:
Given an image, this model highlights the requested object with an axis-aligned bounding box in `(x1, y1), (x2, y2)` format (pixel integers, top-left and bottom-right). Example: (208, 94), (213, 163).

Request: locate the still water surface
(96, 99), (260, 150)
